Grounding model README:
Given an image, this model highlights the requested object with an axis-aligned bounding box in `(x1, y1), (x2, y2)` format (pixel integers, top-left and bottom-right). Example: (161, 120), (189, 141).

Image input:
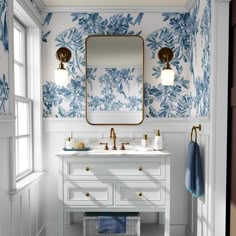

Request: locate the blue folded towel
(98, 216), (126, 234)
(185, 141), (204, 197)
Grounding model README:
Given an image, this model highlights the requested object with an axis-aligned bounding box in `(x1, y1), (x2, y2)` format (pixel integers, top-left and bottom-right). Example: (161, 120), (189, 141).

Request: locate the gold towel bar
(191, 124), (201, 142)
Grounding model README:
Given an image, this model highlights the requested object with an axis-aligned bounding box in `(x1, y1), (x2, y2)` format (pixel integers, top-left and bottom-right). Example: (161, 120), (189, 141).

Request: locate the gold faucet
(110, 128), (117, 150)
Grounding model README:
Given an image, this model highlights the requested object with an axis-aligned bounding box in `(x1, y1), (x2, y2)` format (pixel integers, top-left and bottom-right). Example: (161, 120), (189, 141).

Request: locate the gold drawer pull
(86, 167), (90, 171)
(139, 167), (143, 171)
(138, 192), (143, 197)
(85, 192), (90, 197)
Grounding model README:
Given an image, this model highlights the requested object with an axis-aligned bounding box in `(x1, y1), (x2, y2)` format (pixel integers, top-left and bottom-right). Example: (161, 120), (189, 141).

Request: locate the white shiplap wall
(11, 176), (45, 236)
(0, 137), (12, 236)
(0, 119), (46, 236)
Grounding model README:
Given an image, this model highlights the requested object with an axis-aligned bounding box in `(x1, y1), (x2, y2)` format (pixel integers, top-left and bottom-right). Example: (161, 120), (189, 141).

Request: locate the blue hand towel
(185, 141), (204, 197)
(98, 216), (126, 234)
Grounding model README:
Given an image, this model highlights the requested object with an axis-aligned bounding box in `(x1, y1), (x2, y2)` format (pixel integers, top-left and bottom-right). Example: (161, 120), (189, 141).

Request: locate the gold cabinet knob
(85, 192), (90, 197)
(86, 167), (90, 171)
(138, 192), (143, 197)
(139, 167), (143, 171)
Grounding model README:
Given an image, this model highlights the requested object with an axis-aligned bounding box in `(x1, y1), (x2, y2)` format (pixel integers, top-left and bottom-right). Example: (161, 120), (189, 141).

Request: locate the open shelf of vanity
(57, 151), (171, 236)
(64, 222), (164, 236)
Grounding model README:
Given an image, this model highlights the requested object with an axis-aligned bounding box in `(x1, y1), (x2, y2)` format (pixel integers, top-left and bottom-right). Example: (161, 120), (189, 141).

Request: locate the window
(14, 19), (33, 179)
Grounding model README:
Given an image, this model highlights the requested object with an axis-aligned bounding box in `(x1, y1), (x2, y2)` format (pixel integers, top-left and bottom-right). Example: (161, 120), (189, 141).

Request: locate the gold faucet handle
(110, 128), (114, 138)
(120, 142), (130, 150)
(100, 142), (109, 150)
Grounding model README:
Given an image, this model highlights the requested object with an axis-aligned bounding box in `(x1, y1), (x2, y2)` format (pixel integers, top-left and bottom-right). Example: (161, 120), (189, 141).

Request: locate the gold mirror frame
(85, 35), (144, 125)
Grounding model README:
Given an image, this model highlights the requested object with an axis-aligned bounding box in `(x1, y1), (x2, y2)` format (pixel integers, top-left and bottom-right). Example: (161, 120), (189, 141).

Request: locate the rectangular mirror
(85, 35), (144, 125)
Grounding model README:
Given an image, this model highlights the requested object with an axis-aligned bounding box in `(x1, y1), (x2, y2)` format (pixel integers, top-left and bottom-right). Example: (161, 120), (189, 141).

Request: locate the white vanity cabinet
(57, 151), (170, 236)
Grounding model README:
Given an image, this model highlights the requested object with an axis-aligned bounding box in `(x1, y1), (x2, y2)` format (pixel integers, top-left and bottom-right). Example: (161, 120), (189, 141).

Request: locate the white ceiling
(41, 0), (190, 8)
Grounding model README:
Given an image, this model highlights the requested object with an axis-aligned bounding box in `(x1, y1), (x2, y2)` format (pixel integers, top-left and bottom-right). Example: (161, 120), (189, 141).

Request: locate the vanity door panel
(64, 159), (166, 180)
(115, 182), (165, 206)
(64, 182), (113, 206)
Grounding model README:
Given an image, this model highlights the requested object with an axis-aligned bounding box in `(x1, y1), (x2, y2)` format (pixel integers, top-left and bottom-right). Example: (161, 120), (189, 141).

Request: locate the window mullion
(15, 134), (30, 139)
(15, 95), (32, 103)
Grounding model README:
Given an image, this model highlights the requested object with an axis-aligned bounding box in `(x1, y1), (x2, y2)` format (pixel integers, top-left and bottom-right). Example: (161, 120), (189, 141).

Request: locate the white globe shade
(161, 69), (174, 86)
(55, 69), (68, 86)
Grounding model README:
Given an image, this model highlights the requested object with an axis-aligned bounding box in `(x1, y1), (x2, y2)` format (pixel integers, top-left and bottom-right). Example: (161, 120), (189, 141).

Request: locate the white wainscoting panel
(11, 176), (45, 236)
(186, 133), (209, 236)
(43, 118), (210, 236)
(0, 138), (11, 236)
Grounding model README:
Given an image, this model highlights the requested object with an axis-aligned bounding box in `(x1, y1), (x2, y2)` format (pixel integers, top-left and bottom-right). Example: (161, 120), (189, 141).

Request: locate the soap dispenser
(141, 134), (148, 148)
(65, 137), (72, 149)
(154, 130), (163, 150)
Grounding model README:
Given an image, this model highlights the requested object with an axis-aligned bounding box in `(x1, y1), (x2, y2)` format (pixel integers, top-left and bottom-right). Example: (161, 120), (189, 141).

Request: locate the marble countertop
(56, 148), (171, 157)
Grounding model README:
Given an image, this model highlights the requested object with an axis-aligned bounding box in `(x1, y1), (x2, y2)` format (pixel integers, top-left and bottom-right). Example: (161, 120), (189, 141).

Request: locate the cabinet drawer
(64, 182), (113, 206)
(64, 159), (166, 181)
(115, 182), (165, 206)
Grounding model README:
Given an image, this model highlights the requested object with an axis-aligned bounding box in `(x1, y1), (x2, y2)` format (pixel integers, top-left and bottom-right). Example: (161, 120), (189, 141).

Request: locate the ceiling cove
(36, 0), (196, 12)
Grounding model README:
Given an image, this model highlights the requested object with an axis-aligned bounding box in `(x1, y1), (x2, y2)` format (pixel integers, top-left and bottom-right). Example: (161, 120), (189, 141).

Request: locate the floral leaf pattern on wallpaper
(58, 77), (86, 117)
(145, 13), (192, 117)
(43, 12), (144, 117)
(146, 13), (191, 66)
(43, 81), (63, 117)
(0, 73), (9, 113)
(199, 0), (211, 116)
(87, 67), (97, 91)
(42, 0), (211, 118)
(189, 0), (200, 77)
(43, 12), (53, 26)
(144, 76), (190, 118)
(0, 0), (8, 50)
(87, 67), (142, 111)
(71, 13), (143, 35)
(144, 0), (211, 118)
(190, 0), (211, 116)
(42, 13), (53, 42)
(43, 77), (86, 117)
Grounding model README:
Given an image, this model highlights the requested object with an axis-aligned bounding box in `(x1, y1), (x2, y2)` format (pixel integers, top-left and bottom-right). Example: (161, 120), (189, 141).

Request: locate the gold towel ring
(191, 124), (201, 142)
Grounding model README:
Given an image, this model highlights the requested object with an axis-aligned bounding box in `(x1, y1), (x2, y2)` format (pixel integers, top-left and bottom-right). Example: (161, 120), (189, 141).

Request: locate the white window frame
(15, 96), (33, 179)
(14, 18), (34, 180)
(14, 19), (26, 97)
(10, 0), (43, 192)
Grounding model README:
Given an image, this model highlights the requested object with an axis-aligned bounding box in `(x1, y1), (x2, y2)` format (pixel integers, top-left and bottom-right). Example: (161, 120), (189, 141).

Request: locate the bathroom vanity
(57, 149), (171, 236)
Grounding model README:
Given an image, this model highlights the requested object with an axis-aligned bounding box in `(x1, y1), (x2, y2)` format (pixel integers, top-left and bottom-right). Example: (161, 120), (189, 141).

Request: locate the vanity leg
(58, 158), (64, 236)
(64, 212), (71, 224)
(164, 213), (170, 236)
(165, 157), (170, 236)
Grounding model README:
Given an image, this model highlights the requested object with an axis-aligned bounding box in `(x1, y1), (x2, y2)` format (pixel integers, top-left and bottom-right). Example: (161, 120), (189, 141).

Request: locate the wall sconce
(158, 47), (174, 86)
(55, 47), (72, 86)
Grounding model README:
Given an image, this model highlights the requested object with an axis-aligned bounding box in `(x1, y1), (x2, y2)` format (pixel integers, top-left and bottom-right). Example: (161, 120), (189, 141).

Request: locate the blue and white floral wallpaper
(190, 0), (211, 116)
(0, 0), (9, 114)
(42, 0), (211, 118)
(87, 67), (142, 112)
